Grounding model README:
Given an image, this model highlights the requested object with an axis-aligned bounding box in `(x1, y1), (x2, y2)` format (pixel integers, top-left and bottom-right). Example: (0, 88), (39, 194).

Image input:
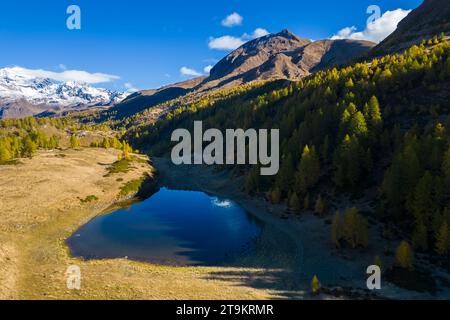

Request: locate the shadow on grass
(204, 268), (308, 300)
(385, 267), (438, 295)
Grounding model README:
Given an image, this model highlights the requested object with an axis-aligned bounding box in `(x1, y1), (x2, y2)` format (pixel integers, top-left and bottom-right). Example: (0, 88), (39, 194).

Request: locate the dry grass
(0, 148), (279, 300)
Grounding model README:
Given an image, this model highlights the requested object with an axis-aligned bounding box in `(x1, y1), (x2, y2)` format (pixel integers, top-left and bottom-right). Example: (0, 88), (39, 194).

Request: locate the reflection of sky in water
(211, 197), (233, 208)
(67, 188), (263, 266)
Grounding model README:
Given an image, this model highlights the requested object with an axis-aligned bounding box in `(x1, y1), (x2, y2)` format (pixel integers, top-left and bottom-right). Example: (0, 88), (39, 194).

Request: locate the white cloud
(180, 66), (203, 77)
(208, 28), (270, 51)
(331, 9), (411, 43)
(124, 82), (139, 93)
(244, 28), (270, 39)
(7, 66), (119, 84)
(58, 64), (67, 71)
(221, 12), (243, 27)
(204, 65), (213, 74)
(208, 35), (245, 50)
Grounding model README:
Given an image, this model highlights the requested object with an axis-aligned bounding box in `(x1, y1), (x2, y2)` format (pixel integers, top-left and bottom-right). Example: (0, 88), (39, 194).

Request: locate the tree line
(125, 36), (450, 259)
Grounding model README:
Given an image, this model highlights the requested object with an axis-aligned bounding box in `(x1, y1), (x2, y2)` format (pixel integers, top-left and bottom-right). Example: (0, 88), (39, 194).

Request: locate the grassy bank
(0, 148), (279, 300)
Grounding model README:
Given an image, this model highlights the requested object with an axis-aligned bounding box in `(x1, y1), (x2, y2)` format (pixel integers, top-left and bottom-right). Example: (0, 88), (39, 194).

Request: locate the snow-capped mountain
(0, 67), (127, 118)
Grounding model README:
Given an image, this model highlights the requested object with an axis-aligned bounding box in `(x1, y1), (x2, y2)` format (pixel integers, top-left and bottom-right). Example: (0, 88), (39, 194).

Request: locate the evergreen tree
(270, 188), (282, 204)
(314, 195), (327, 216)
(345, 78), (354, 88)
(411, 172), (434, 226)
(348, 111), (368, 137)
(311, 275), (321, 294)
(48, 135), (59, 149)
(303, 193), (311, 210)
(331, 211), (343, 248)
(435, 221), (450, 256)
(122, 141), (132, 160)
(365, 96), (383, 130)
(0, 141), (12, 161)
(69, 135), (81, 149)
(442, 147), (450, 184)
(343, 207), (369, 248)
(395, 241), (414, 270)
(374, 256), (383, 272)
(295, 145), (320, 194)
(276, 154), (295, 193)
(101, 138), (111, 149)
(22, 136), (37, 158)
(412, 223), (428, 251)
(333, 135), (364, 189)
(288, 192), (301, 214)
(245, 166), (260, 194)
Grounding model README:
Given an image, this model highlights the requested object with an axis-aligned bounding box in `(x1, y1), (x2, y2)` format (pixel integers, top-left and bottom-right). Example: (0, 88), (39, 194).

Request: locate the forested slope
(127, 36), (450, 257)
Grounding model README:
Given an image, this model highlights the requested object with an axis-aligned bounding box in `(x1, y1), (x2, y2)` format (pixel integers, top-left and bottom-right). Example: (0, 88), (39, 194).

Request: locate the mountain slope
(208, 30), (374, 86)
(126, 39), (450, 281)
(373, 0), (450, 55)
(111, 30), (375, 118)
(0, 67), (126, 118)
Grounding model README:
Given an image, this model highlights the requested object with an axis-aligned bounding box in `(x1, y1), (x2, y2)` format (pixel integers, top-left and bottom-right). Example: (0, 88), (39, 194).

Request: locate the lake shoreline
(153, 157), (449, 300)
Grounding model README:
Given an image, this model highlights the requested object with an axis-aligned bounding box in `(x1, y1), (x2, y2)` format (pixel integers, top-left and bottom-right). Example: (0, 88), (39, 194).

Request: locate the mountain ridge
(0, 67), (126, 118)
(110, 30), (375, 118)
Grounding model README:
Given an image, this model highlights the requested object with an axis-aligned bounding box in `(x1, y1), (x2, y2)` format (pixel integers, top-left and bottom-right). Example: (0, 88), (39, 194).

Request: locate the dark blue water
(67, 188), (263, 266)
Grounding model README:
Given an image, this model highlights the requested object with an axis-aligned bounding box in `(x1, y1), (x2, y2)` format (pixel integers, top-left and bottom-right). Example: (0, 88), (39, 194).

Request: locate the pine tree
(333, 135), (364, 189)
(434, 123), (446, 140)
(244, 166), (260, 195)
(374, 256), (383, 272)
(303, 193), (311, 210)
(49, 135), (59, 149)
(412, 222), (428, 251)
(270, 188), (282, 204)
(69, 135), (81, 149)
(331, 211), (343, 248)
(343, 207), (369, 248)
(348, 111), (368, 137)
(101, 138), (111, 149)
(22, 136), (37, 158)
(345, 78), (354, 88)
(395, 241), (414, 270)
(442, 147), (450, 183)
(0, 141), (12, 161)
(288, 193), (301, 214)
(365, 96), (383, 129)
(122, 141), (132, 160)
(276, 154), (295, 193)
(314, 195), (327, 216)
(435, 221), (450, 256)
(402, 144), (421, 198)
(111, 137), (122, 149)
(295, 145), (321, 193)
(311, 275), (321, 294)
(411, 172), (434, 226)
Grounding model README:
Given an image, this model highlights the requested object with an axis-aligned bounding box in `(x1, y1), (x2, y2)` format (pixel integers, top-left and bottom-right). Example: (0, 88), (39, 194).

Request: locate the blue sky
(0, 0), (422, 91)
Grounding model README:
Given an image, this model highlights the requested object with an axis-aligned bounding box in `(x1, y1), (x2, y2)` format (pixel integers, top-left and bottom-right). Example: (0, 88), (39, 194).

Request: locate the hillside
(126, 37), (450, 280)
(373, 0), (450, 55)
(110, 30), (374, 118)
